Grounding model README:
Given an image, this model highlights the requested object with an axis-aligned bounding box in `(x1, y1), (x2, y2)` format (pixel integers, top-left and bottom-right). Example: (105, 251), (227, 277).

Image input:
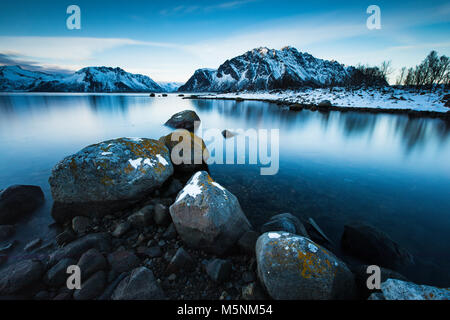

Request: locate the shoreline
(183, 95), (450, 120)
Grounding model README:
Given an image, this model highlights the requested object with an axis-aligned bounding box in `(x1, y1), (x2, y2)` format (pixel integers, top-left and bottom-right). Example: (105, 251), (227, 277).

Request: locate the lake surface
(1, 93), (449, 286)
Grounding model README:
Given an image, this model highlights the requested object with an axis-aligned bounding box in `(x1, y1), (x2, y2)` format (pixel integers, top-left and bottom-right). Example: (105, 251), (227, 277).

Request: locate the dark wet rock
(222, 130), (237, 139)
(164, 110), (201, 132)
(98, 272), (127, 300)
(241, 282), (268, 300)
(0, 240), (17, 253)
(108, 250), (140, 273)
(53, 292), (72, 300)
(34, 290), (50, 300)
(159, 130), (209, 173)
(0, 225), (15, 240)
(149, 93), (156, 97)
(136, 246), (162, 259)
(153, 203), (171, 226)
(73, 270), (106, 300)
(49, 137), (173, 222)
(237, 230), (260, 255)
(352, 264), (408, 299)
(166, 247), (194, 274)
(72, 216), (92, 234)
(45, 257), (77, 287)
(112, 266), (165, 300)
(0, 259), (45, 295)
(170, 171), (251, 255)
(261, 213), (308, 237)
(112, 221), (131, 237)
(0, 185), (44, 224)
(318, 100), (332, 108)
(56, 229), (76, 246)
(206, 259), (232, 283)
(24, 238), (42, 252)
(341, 223), (414, 271)
(368, 292), (385, 300)
(376, 279), (450, 300)
(256, 232), (356, 300)
(162, 223), (177, 240)
(77, 248), (107, 279)
(49, 233), (111, 266)
(127, 205), (154, 228)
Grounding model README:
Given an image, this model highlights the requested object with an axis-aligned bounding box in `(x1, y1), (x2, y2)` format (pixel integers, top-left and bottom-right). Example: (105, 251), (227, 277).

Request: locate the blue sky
(0, 0), (449, 82)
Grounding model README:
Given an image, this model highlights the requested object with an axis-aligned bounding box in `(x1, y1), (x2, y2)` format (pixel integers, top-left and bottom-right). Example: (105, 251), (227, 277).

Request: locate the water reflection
(0, 93), (450, 286)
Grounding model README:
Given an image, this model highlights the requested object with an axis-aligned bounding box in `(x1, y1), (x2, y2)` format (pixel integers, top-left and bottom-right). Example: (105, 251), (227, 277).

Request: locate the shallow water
(0, 93), (449, 286)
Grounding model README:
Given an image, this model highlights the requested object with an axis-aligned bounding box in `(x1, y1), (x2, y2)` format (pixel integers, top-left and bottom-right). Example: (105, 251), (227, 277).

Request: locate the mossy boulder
(169, 171), (251, 255)
(49, 138), (173, 222)
(159, 130), (209, 173)
(256, 232), (356, 300)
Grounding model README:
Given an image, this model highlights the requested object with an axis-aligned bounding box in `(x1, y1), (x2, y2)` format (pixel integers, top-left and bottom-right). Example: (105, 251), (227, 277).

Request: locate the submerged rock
(112, 267), (165, 300)
(164, 110), (201, 132)
(375, 279), (450, 300)
(341, 223), (414, 271)
(256, 232), (356, 300)
(169, 171), (251, 255)
(0, 185), (44, 224)
(159, 130), (209, 173)
(49, 137), (173, 222)
(261, 213), (309, 237)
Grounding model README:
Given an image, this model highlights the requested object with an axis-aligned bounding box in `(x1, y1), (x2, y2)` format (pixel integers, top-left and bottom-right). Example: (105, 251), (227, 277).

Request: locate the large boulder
(256, 232), (356, 300)
(159, 130), (209, 172)
(169, 171), (251, 255)
(0, 185), (44, 224)
(164, 110), (201, 132)
(341, 223), (414, 271)
(111, 267), (165, 300)
(0, 259), (45, 295)
(372, 279), (450, 300)
(261, 213), (309, 237)
(49, 137), (173, 222)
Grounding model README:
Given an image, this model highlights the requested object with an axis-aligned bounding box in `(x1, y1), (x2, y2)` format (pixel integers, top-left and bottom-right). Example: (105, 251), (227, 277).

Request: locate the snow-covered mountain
(157, 81), (184, 93)
(0, 66), (164, 92)
(179, 47), (360, 92)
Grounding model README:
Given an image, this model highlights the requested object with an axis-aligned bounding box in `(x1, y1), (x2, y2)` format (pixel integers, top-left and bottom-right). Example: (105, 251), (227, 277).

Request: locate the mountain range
(0, 46), (386, 93)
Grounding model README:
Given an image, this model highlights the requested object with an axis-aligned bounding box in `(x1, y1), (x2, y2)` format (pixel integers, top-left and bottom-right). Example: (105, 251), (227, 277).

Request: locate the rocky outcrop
(49, 137), (173, 222)
(256, 232), (356, 300)
(370, 279), (450, 300)
(164, 110), (201, 132)
(0, 185), (44, 224)
(169, 171), (251, 255)
(341, 223), (414, 271)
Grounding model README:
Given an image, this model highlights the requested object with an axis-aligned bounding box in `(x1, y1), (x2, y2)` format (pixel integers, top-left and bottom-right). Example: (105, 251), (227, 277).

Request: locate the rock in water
(377, 279), (450, 300)
(112, 267), (165, 300)
(0, 185), (44, 224)
(0, 259), (44, 295)
(159, 130), (209, 173)
(164, 110), (200, 132)
(261, 213), (309, 237)
(341, 223), (414, 271)
(169, 171), (251, 255)
(49, 137), (173, 223)
(256, 232), (356, 300)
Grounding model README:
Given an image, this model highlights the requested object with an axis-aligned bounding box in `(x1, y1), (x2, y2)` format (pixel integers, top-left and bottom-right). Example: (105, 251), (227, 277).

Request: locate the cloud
(0, 53), (74, 74)
(160, 0), (259, 16)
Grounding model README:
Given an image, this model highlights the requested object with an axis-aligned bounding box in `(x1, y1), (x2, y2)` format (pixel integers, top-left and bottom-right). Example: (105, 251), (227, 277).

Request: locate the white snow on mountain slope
(179, 47), (361, 92)
(195, 87), (450, 113)
(0, 66), (163, 92)
(158, 81), (184, 92)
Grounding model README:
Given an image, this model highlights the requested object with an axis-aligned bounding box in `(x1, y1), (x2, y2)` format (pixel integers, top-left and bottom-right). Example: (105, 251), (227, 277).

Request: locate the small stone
(237, 231), (259, 255)
(154, 204), (171, 226)
(108, 250), (140, 273)
(112, 221), (131, 238)
(24, 238), (42, 252)
(112, 267), (165, 300)
(0, 259), (45, 295)
(168, 274), (177, 281)
(162, 223), (177, 240)
(241, 282), (267, 300)
(56, 229), (76, 246)
(158, 240), (166, 247)
(127, 205), (154, 228)
(166, 247), (194, 274)
(206, 259), (232, 283)
(136, 246), (162, 258)
(72, 216), (92, 234)
(77, 248), (107, 279)
(241, 271), (255, 283)
(45, 258), (77, 287)
(73, 270), (106, 300)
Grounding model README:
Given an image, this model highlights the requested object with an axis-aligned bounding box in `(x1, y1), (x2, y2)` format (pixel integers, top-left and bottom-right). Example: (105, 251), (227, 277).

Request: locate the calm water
(1, 93), (449, 286)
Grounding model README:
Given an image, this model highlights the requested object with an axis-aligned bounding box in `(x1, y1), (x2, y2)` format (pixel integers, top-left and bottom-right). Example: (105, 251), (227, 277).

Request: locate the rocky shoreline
(0, 110), (449, 300)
